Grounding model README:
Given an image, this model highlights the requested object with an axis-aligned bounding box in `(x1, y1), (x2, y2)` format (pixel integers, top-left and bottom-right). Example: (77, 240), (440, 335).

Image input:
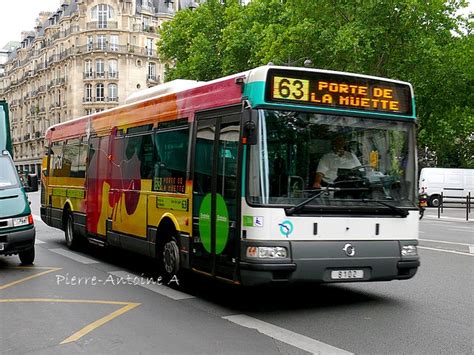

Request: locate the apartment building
(0, 0), (181, 174)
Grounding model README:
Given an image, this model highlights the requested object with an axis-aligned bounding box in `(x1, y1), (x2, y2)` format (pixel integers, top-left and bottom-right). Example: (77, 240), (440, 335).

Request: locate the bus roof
(45, 65), (415, 141)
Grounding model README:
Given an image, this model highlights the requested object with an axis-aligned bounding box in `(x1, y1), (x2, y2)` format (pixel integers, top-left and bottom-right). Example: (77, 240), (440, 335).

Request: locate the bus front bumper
(239, 239), (419, 286)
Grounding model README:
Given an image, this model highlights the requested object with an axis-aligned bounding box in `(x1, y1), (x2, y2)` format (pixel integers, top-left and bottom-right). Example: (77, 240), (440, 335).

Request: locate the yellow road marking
(0, 267), (141, 344)
(0, 267), (61, 290)
(60, 302), (140, 344)
(0, 298), (140, 344)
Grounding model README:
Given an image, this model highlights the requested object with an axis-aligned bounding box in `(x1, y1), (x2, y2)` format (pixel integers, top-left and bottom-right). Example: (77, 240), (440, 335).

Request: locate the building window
(87, 36), (93, 51)
(146, 38), (153, 56)
(110, 35), (118, 51)
(97, 35), (106, 50)
(85, 108), (93, 115)
(96, 83), (105, 102)
(96, 59), (105, 78)
(148, 62), (156, 81)
(91, 4), (115, 28)
(108, 84), (118, 101)
(84, 60), (93, 78)
(84, 84), (92, 102)
(108, 59), (118, 78)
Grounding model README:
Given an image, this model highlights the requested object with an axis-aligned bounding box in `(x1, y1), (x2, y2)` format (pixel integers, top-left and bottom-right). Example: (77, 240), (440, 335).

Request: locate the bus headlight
(401, 245), (418, 257)
(246, 246), (287, 259)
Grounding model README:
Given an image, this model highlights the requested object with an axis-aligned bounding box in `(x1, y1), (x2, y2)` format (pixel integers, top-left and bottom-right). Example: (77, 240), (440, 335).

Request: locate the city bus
(41, 66), (420, 285)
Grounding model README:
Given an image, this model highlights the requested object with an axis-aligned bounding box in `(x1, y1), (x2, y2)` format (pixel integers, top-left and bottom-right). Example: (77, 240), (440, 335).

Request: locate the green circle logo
(198, 193), (229, 254)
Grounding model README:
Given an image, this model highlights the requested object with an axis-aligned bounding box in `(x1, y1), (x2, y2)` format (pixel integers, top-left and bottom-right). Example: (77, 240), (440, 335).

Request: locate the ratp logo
(278, 220), (294, 238)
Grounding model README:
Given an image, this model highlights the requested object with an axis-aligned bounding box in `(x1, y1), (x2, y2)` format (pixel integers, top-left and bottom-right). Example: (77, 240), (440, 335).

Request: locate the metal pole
(466, 194), (469, 221)
(469, 192), (471, 214)
(438, 193), (441, 219)
(441, 192), (444, 214)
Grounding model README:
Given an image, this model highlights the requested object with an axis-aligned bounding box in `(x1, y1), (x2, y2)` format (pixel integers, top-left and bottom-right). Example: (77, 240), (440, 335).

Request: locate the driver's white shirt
(317, 151), (361, 183)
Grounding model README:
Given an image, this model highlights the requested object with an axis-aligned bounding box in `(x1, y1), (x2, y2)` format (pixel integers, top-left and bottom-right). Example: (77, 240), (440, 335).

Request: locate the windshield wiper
(285, 187), (340, 215)
(362, 199), (408, 217)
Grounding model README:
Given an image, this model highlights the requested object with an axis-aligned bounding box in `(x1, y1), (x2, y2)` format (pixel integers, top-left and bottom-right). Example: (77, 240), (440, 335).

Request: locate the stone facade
(0, 0), (178, 173)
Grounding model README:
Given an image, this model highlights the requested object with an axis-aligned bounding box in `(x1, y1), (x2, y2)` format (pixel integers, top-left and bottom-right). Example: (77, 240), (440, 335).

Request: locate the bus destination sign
(266, 69), (413, 116)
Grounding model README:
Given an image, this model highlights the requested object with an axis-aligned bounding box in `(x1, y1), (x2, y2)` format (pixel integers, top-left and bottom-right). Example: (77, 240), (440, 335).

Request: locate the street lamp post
(268, 57), (313, 67)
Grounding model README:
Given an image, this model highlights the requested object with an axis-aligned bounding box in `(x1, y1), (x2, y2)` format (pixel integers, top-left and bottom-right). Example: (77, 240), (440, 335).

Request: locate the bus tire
(429, 194), (441, 207)
(160, 237), (180, 283)
(64, 211), (81, 250)
(19, 247), (35, 265)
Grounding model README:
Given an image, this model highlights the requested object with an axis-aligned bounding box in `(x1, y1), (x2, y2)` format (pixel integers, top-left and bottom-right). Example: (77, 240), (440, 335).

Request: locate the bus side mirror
(242, 108), (258, 145)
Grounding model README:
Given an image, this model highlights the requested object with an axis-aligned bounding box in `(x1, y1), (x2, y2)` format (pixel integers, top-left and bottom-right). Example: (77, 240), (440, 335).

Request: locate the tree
(158, 0), (473, 167)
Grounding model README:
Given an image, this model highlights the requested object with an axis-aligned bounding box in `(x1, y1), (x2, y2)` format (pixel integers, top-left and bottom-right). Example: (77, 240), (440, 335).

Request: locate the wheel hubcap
(163, 241), (179, 274)
(67, 217), (73, 243)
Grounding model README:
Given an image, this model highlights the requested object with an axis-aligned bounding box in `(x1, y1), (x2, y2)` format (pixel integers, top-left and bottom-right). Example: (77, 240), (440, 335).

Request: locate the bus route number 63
(273, 76), (309, 101)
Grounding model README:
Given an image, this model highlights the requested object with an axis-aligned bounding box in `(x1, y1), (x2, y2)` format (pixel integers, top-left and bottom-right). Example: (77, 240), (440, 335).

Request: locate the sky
(0, 0), (472, 47)
(0, 0), (60, 46)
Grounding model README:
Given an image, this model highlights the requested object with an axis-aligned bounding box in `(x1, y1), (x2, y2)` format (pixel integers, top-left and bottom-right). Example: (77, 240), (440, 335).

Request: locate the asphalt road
(0, 192), (472, 354)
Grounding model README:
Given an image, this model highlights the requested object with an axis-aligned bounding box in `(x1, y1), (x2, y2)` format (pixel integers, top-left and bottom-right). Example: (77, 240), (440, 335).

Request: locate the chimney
(37, 11), (53, 26)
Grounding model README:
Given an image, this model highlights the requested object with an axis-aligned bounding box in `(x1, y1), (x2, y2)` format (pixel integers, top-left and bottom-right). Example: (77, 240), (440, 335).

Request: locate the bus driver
(313, 135), (361, 188)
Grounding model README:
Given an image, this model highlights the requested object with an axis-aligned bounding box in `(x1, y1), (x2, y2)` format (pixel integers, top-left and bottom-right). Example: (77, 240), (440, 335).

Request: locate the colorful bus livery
(41, 66), (420, 285)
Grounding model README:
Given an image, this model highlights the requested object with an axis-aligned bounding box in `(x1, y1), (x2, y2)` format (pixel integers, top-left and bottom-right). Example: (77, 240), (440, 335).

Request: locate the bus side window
(50, 141), (64, 177)
(138, 134), (154, 179)
(153, 126), (189, 193)
(77, 139), (87, 177)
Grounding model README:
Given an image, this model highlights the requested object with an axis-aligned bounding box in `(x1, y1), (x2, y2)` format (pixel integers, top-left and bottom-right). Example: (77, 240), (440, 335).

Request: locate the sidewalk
(423, 207), (473, 222)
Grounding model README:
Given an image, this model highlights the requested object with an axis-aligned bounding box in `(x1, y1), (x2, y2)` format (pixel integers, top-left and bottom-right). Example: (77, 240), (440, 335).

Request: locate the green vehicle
(0, 100), (37, 264)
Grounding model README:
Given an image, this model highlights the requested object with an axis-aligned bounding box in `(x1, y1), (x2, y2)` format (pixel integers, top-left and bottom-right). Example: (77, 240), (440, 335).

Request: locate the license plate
(331, 270), (364, 280)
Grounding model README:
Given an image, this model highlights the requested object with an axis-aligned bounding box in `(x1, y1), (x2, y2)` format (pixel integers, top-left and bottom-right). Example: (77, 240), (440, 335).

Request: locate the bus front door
(192, 112), (241, 281)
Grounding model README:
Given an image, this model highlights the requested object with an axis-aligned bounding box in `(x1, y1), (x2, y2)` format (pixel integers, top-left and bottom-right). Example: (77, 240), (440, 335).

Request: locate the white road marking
(418, 246), (473, 257)
(108, 271), (194, 300)
(419, 238), (472, 247)
(223, 314), (353, 355)
(469, 246), (474, 254)
(35, 239), (45, 244)
(424, 215), (472, 222)
(446, 225), (474, 230)
(49, 248), (100, 264)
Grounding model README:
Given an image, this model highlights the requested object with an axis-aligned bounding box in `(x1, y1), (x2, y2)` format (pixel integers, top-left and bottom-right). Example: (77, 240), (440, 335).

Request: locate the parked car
(0, 150), (37, 264)
(419, 168), (474, 207)
(1, 100), (37, 264)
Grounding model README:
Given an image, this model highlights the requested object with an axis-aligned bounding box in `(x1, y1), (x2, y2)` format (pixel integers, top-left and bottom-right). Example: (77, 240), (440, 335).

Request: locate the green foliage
(158, 0), (473, 167)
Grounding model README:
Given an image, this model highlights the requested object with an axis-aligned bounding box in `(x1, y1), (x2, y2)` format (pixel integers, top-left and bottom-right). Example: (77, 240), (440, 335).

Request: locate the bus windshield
(248, 110), (417, 211)
(0, 155), (20, 190)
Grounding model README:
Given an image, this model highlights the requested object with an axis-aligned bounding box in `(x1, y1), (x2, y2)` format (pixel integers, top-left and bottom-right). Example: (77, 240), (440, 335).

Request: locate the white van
(419, 168), (474, 207)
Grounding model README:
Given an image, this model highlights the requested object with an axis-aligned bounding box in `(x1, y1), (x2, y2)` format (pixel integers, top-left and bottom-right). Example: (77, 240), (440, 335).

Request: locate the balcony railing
(76, 43), (158, 57)
(86, 21), (118, 30)
(83, 71), (119, 79)
(83, 96), (120, 103)
(4, 42), (159, 76)
(147, 75), (160, 82)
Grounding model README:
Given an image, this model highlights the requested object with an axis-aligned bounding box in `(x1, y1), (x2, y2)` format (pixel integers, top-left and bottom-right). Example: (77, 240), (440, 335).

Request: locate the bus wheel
(64, 212), (81, 250)
(19, 247), (35, 265)
(429, 195), (441, 207)
(161, 237), (180, 283)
